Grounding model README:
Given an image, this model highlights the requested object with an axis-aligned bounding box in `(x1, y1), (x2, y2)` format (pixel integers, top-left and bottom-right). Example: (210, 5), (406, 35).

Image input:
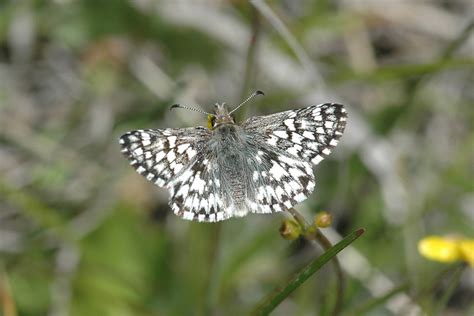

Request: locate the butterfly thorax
(208, 121), (251, 210)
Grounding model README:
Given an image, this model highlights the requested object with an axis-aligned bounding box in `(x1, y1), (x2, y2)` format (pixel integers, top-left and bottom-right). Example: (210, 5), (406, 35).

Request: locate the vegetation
(1, 1), (473, 315)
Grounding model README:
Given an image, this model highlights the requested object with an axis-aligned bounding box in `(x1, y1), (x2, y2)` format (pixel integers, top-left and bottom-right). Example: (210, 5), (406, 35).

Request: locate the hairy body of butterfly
(119, 102), (347, 222)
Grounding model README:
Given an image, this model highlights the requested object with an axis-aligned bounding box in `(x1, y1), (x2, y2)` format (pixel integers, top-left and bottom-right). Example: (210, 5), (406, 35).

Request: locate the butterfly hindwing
(167, 136), (316, 222)
(167, 153), (231, 222)
(243, 144), (315, 215)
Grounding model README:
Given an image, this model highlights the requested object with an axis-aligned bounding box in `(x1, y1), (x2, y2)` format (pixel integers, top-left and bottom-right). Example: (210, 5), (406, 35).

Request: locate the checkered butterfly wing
(120, 127), (256, 222)
(239, 103), (347, 215)
(119, 127), (211, 188)
(165, 132), (318, 222)
(242, 103), (347, 166)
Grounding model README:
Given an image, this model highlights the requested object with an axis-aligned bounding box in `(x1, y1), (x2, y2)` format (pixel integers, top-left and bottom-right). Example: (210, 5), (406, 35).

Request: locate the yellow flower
(418, 235), (474, 267)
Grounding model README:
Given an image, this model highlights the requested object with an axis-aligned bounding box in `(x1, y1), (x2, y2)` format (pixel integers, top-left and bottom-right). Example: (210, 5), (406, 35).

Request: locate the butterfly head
(208, 102), (234, 129)
(172, 90), (264, 130)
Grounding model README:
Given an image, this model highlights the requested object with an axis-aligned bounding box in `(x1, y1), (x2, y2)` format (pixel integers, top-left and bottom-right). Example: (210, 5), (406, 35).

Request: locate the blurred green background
(0, 1), (473, 315)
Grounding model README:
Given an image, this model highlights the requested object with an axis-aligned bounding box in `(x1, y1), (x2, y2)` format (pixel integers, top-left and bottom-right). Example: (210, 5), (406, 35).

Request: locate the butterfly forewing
(242, 103), (347, 165)
(119, 127), (211, 187)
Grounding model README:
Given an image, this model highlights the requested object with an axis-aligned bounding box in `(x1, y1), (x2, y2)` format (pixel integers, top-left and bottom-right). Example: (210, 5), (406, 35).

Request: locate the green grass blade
(249, 228), (365, 316)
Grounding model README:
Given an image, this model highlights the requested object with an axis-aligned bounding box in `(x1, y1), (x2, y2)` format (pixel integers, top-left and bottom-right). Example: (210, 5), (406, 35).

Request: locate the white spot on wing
(325, 121), (334, 129)
(168, 136), (177, 148)
(287, 146), (300, 156)
(167, 150), (176, 162)
(302, 131), (315, 140)
(291, 133), (304, 144)
(284, 119), (296, 131)
(274, 131), (288, 139)
(190, 174), (206, 194)
(312, 155), (324, 165)
(183, 211), (194, 220)
(133, 147), (143, 156)
(187, 148), (197, 159)
(273, 204), (282, 212)
(289, 167), (304, 178)
(253, 171), (259, 181)
(155, 178), (165, 186)
(269, 161), (287, 180)
(279, 155), (297, 166)
(173, 163), (184, 174)
(267, 135), (278, 146)
(155, 151), (166, 163)
(294, 193), (306, 202)
(192, 196), (201, 209)
(177, 143), (190, 154)
(139, 131), (151, 139)
(176, 184), (189, 197)
(275, 186), (285, 199)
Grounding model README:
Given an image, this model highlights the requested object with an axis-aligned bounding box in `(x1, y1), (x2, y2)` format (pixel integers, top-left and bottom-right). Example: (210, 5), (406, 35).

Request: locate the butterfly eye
(207, 115), (216, 129)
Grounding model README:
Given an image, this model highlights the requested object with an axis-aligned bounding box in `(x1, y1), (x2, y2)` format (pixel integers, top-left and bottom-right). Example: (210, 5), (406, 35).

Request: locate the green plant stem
(315, 233), (345, 316)
(287, 208), (345, 316)
(249, 228), (364, 316)
(204, 223), (222, 316)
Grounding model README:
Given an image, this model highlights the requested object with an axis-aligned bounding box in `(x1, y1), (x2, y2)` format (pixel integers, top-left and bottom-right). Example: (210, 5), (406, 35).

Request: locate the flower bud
(314, 211), (333, 228)
(279, 219), (301, 240)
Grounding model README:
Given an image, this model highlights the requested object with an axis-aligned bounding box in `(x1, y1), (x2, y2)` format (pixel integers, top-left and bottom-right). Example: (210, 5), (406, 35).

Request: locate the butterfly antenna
(229, 90), (264, 115)
(170, 104), (212, 116)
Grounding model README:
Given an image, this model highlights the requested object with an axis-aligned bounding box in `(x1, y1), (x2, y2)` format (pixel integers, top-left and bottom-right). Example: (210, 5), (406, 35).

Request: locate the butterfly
(119, 91), (347, 222)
